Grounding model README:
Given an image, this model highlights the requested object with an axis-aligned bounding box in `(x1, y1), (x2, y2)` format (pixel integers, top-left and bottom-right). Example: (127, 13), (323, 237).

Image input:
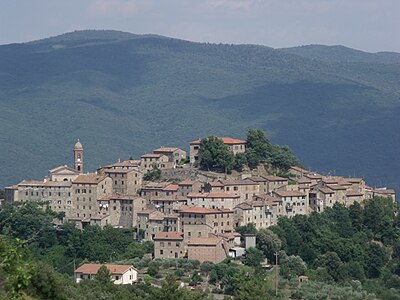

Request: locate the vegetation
(198, 129), (300, 173)
(199, 136), (234, 172)
(2, 30), (400, 192)
(144, 167), (162, 181)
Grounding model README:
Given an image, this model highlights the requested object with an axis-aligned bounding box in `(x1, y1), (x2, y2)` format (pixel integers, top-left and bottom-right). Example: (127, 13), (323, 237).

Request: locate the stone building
(103, 169), (142, 196)
(178, 206), (234, 240)
(177, 180), (202, 198)
(140, 154), (173, 173)
(187, 192), (241, 210)
(153, 147), (187, 165)
(153, 232), (185, 259)
(97, 195), (147, 228)
(273, 190), (308, 218)
(187, 237), (228, 264)
(71, 173), (112, 220)
(234, 199), (279, 229)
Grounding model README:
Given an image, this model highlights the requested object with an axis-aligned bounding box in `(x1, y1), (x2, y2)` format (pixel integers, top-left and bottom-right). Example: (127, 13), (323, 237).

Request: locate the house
(273, 190), (308, 217)
(140, 182), (174, 199)
(187, 237), (228, 264)
(97, 195), (147, 228)
(74, 264), (137, 285)
(262, 176), (289, 193)
(151, 195), (187, 214)
(153, 147), (187, 165)
(235, 199), (279, 229)
(137, 210), (180, 240)
(71, 173), (112, 221)
(153, 232), (185, 259)
(178, 206), (234, 240)
(189, 137), (246, 164)
(187, 192), (241, 210)
(103, 169), (142, 196)
(288, 166), (309, 178)
(177, 180), (202, 197)
(219, 179), (260, 201)
(140, 154), (173, 173)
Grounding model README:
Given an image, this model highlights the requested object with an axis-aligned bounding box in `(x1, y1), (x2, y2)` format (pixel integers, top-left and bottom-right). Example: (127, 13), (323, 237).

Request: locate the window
(160, 250), (163, 255)
(115, 276), (119, 280)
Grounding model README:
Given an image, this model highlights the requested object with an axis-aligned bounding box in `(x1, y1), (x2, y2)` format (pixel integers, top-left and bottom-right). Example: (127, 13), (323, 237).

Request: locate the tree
(94, 265), (113, 286)
(144, 167), (161, 181)
(365, 243), (389, 278)
(246, 129), (271, 163)
(189, 272), (203, 286)
(316, 252), (344, 281)
(243, 247), (265, 267)
(199, 136), (234, 172)
(256, 229), (282, 261)
(234, 152), (247, 170)
(280, 254), (307, 279)
(147, 264), (159, 277)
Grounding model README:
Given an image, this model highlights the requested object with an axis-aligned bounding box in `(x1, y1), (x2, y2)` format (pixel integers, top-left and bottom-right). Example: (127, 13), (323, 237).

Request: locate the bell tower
(74, 139), (84, 173)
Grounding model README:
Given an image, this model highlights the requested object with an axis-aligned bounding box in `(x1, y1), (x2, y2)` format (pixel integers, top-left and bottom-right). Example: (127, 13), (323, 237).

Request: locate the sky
(1, 0), (399, 52)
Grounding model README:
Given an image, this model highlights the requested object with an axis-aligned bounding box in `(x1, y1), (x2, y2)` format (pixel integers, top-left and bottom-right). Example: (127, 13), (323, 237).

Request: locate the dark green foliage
(199, 136), (234, 172)
(256, 228), (282, 261)
(94, 265), (113, 286)
(243, 247), (265, 267)
(279, 253), (307, 279)
(144, 167), (162, 181)
(2, 30), (400, 193)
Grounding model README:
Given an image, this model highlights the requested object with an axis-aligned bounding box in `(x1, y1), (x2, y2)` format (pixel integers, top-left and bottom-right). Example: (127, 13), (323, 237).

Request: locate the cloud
(86, 0), (151, 18)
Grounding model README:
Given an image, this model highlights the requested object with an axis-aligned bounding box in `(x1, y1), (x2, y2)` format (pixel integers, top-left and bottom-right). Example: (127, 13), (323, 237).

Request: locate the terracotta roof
(220, 179), (259, 186)
(346, 178), (364, 184)
(208, 182), (224, 187)
(153, 232), (184, 240)
(153, 147), (181, 153)
(326, 184), (347, 190)
(75, 264), (134, 275)
(187, 192), (239, 198)
(18, 180), (72, 187)
(346, 190), (364, 197)
(274, 190), (306, 197)
(188, 237), (222, 246)
(263, 175), (288, 182)
(295, 177), (312, 184)
(141, 153), (163, 158)
(289, 166), (309, 172)
(143, 182), (172, 189)
(319, 187), (334, 194)
(190, 137), (246, 145)
(179, 206), (233, 214)
(104, 160), (141, 168)
(73, 174), (107, 184)
(235, 202), (252, 210)
(162, 184), (179, 191)
(178, 180), (196, 186)
(247, 176), (267, 182)
(374, 189), (395, 195)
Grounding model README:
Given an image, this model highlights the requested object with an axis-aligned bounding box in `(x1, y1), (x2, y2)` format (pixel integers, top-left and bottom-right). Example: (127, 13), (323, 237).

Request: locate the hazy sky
(1, 0), (399, 52)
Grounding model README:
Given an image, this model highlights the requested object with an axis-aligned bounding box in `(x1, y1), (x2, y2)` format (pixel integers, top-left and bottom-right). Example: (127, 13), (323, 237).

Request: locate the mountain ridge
(1, 30), (399, 191)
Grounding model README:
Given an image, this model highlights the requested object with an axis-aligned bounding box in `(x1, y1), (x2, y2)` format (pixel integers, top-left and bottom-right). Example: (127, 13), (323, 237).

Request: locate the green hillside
(1, 30), (399, 190)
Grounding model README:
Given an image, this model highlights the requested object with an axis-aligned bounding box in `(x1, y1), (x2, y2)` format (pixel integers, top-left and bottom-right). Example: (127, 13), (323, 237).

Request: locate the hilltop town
(4, 133), (396, 269)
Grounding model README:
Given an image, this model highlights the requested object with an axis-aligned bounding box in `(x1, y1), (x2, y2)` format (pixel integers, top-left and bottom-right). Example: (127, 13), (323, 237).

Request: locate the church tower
(74, 139), (84, 173)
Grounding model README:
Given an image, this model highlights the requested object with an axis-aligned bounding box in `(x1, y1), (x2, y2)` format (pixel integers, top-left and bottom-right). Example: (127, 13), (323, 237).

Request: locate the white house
(74, 263), (138, 285)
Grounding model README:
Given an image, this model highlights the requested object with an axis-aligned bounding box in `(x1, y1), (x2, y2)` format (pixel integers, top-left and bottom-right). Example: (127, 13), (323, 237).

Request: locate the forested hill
(1, 30), (400, 190)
